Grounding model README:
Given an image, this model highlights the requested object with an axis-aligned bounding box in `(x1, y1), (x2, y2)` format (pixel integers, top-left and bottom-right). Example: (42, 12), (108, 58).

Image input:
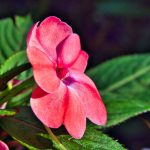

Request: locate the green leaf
(0, 109), (16, 116)
(0, 15), (32, 63)
(87, 54), (150, 127)
(0, 51), (29, 75)
(0, 51), (31, 90)
(0, 62), (31, 90)
(101, 92), (150, 128)
(41, 128), (125, 150)
(0, 107), (52, 149)
(7, 89), (32, 108)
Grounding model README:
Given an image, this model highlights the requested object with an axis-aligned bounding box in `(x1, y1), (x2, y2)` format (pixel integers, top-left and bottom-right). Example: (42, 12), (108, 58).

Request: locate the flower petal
(69, 70), (97, 90)
(27, 22), (38, 46)
(36, 16), (72, 61)
(70, 50), (89, 72)
(27, 46), (60, 93)
(0, 141), (9, 150)
(31, 82), (67, 128)
(57, 34), (81, 67)
(64, 87), (86, 139)
(68, 71), (107, 125)
(27, 22), (44, 51)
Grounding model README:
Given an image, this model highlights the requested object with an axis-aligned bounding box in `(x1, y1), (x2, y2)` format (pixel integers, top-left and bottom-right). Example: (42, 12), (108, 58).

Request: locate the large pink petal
(70, 50), (89, 72)
(57, 34), (81, 67)
(68, 71), (107, 125)
(0, 141), (9, 150)
(64, 87), (86, 139)
(31, 82), (67, 128)
(27, 46), (60, 93)
(36, 16), (72, 61)
(27, 23), (44, 51)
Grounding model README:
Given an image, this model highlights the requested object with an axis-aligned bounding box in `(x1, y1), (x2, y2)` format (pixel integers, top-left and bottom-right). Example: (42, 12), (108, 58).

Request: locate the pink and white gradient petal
(27, 23), (45, 52)
(64, 87), (86, 139)
(57, 34), (81, 67)
(70, 50), (89, 72)
(27, 46), (60, 93)
(36, 16), (72, 61)
(31, 82), (67, 128)
(69, 80), (107, 125)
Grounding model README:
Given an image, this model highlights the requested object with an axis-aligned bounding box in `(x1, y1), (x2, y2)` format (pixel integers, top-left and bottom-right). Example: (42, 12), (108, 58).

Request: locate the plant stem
(44, 125), (67, 150)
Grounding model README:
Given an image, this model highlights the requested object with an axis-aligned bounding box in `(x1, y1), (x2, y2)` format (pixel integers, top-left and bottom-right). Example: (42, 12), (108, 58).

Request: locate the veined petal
(36, 16), (72, 61)
(27, 46), (60, 93)
(70, 50), (89, 72)
(64, 87), (86, 139)
(68, 71), (107, 125)
(31, 82), (67, 128)
(57, 34), (81, 67)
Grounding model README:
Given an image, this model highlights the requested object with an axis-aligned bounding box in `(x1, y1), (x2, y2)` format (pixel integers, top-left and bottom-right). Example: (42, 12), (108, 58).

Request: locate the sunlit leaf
(41, 128), (125, 150)
(87, 54), (150, 127)
(0, 15), (32, 63)
(0, 109), (16, 116)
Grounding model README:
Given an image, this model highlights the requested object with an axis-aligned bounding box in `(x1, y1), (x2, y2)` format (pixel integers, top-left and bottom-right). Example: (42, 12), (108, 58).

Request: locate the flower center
(63, 76), (75, 85)
(56, 67), (69, 80)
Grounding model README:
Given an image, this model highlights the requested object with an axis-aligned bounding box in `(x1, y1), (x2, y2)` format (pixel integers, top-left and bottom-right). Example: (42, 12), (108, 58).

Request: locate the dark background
(0, 0), (150, 149)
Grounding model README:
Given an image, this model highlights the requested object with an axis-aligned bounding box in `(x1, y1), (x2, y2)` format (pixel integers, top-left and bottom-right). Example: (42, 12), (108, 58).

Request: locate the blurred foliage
(0, 15), (32, 63)
(0, 0), (150, 67)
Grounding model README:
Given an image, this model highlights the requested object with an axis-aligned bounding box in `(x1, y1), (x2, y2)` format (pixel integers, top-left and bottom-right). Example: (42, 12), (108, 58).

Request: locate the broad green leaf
(41, 128), (125, 150)
(0, 51), (29, 75)
(0, 107), (52, 149)
(0, 109), (16, 116)
(87, 54), (150, 127)
(59, 129), (125, 150)
(101, 92), (150, 127)
(0, 15), (32, 63)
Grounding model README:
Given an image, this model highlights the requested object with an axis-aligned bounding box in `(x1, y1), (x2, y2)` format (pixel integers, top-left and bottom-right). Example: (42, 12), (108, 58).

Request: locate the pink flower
(27, 16), (107, 139)
(0, 141), (9, 150)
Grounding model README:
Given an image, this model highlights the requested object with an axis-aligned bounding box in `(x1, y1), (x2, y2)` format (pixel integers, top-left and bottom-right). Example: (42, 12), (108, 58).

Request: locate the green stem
(0, 80), (13, 99)
(0, 76), (34, 104)
(44, 125), (67, 150)
(0, 63), (31, 90)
